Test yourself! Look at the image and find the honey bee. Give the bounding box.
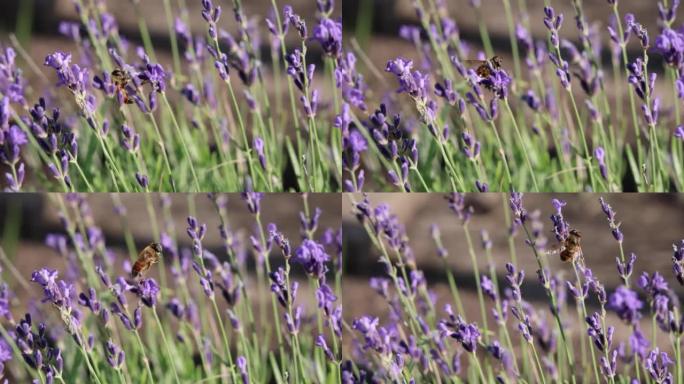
[464,55,503,79]
[111,67,135,104]
[546,229,583,263]
[132,242,162,278]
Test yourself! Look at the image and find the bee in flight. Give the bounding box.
[546,229,583,263]
[111,67,135,105]
[464,55,503,79]
[132,242,162,278]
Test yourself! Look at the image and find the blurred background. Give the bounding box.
[342,193,684,351]
[0,193,340,319]
[0,0,341,63]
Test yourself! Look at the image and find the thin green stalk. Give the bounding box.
[567,90,596,190]
[572,263,601,384]
[504,99,539,190]
[488,121,514,189]
[162,0,182,78]
[76,335,104,384]
[148,113,177,191]
[152,308,181,384]
[501,0,521,80]
[472,352,487,383]
[161,94,200,191]
[254,214,289,380]
[444,263,466,317]
[463,224,490,342]
[133,329,156,384]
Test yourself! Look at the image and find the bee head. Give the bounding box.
[151,242,163,253]
[491,56,503,68]
[569,229,582,238]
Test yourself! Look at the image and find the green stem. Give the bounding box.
[152,308,181,384]
[504,99,539,190]
[148,113,177,191]
[161,94,200,191]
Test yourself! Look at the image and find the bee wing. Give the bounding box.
[542,243,563,255]
[463,60,486,67]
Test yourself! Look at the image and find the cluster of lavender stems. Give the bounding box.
[1,0,342,192]
[342,0,684,192]
[0,193,341,383]
[346,193,684,383]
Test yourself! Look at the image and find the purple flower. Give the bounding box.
[120,124,140,153]
[166,298,185,319]
[138,59,167,94]
[586,312,613,352]
[481,275,497,301]
[285,305,302,334]
[0,124,28,186]
[676,126,684,140]
[343,127,367,190]
[14,314,63,377]
[549,198,569,242]
[607,285,643,325]
[131,278,159,307]
[448,317,481,353]
[294,239,330,279]
[181,84,200,105]
[628,57,656,106]
[315,335,336,362]
[645,349,673,383]
[600,350,618,380]
[105,340,125,368]
[77,288,101,314]
[446,193,473,224]
[585,100,601,122]
[253,137,267,171]
[286,49,313,94]
[598,197,623,243]
[284,6,307,38]
[44,51,96,115]
[673,240,684,285]
[461,132,481,159]
[385,58,429,101]
[509,193,527,223]
[269,267,297,308]
[430,224,448,259]
[270,227,292,259]
[315,282,337,317]
[654,27,684,67]
[543,7,563,48]
[316,0,333,14]
[31,269,82,333]
[435,79,457,105]
[237,355,249,384]
[638,271,670,301]
[241,191,263,215]
[521,89,541,111]
[616,253,636,283]
[630,327,650,360]
[0,48,26,104]
[335,53,367,110]
[594,147,608,181]
[135,173,149,189]
[478,68,512,99]
[313,18,342,58]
